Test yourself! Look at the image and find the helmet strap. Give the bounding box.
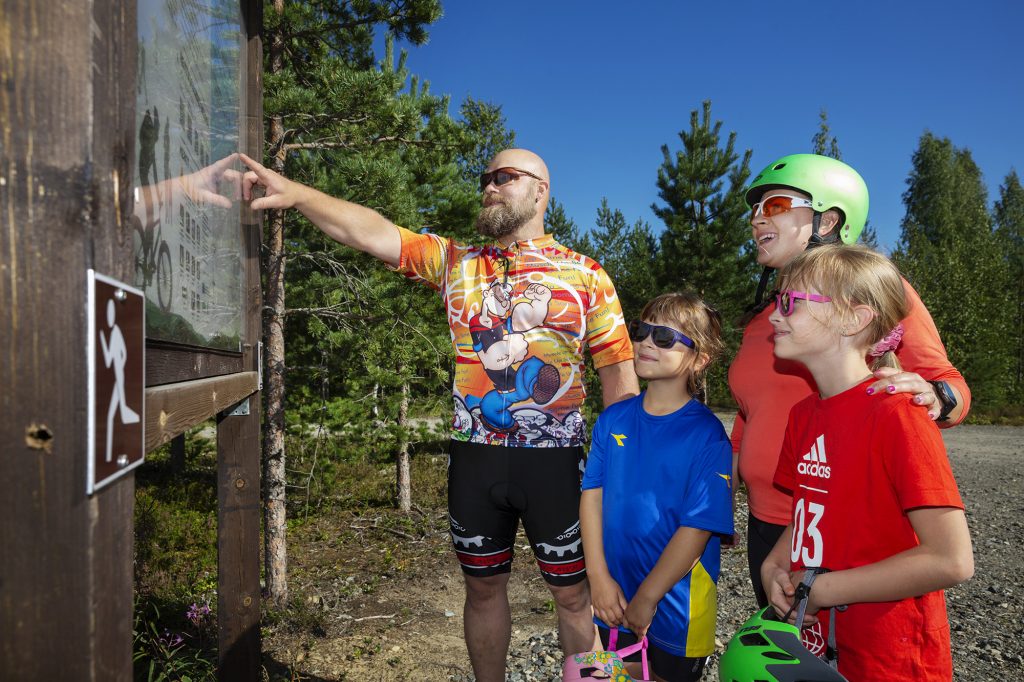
[788,567,843,671]
[807,212,826,248]
[752,266,775,307]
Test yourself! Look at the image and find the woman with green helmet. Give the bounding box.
[726,153,970,607]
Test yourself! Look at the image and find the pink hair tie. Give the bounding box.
[870,323,904,357]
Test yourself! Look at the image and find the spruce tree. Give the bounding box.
[892,133,1013,411]
[811,109,842,162]
[652,100,755,404]
[994,170,1024,404]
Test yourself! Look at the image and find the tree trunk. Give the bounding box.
[262,0,288,607]
[396,363,411,512]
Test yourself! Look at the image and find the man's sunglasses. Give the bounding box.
[479,167,545,192]
[627,320,695,349]
[775,290,832,316]
[750,194,814,220]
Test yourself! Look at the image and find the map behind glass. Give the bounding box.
[134,0,245,350]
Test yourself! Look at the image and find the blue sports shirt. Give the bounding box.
[582,394,734,657]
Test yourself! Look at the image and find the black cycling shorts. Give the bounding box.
[447,439,586,586]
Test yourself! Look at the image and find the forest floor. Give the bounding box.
[261,416,1024,681]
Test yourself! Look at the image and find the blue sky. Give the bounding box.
[384,1,1021,251]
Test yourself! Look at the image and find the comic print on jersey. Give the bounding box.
[393,227,632,447]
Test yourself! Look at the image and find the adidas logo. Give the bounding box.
[797,434,832,479]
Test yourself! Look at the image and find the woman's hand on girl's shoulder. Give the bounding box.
[867,368,941,419]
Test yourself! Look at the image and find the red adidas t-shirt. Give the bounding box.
[774,379,964,681]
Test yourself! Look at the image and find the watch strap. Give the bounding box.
[928,380,957,422]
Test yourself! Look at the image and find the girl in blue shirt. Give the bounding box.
[580,292,734,681]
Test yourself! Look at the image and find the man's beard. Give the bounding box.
[475,194,537,240]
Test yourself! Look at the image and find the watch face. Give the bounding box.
[931,380,956,420]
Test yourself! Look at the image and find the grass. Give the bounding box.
[965,403,1024,425]
[133,405,1021,679]
[133,426,450,680]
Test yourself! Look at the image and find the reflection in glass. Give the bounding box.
[135,0,245,350]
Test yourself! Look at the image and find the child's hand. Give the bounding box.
[788,570,822,626]
[722,529,742,548]
[590,575,628,627]
[623,593,658,639]
[762,561,802,622]
[791,569,831,621]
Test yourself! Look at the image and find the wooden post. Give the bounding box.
[216,1,264,678]
[171,433,187,472]
[0,0,136,679]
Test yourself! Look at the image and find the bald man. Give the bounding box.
[240,149,639,680]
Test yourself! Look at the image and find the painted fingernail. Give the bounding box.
[866,387,875,395]
[886,385,896,393]
[928,412,938,420]
[913,395,923,404]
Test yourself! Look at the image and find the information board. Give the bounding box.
[135,0,246,350]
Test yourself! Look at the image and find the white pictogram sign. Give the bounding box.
[88,271,145,494]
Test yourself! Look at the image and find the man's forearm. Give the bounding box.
[292,186,402,266]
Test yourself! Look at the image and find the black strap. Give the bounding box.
[752,266,774,307]
[807,212,826,247]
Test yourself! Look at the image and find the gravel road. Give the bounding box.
[476,422,1024,681]
[271,422,1023,681]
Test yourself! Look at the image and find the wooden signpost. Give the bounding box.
[1,0,265,679]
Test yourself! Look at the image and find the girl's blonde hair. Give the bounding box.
[778,244,909,370]
[640,292,724,396]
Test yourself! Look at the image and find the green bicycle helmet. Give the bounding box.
[745,154,869,244]
[719,607,848,682]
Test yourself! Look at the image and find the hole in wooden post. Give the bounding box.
[25,424,54,453]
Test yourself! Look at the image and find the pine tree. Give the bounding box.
[994,170,1024,404]
[456,97,516,186]
[588,199,658,321]
[652,100,755,404]
[811,109,879,248]
[545,197,591,254]
[892,133,1013,411]
[260,0,443,604]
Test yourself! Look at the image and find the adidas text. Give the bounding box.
[799,434,832,479]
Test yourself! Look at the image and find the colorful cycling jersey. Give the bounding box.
[391,226,633,447]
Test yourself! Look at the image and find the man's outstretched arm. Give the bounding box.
[239,153,401,267]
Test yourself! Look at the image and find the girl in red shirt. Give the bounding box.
[760,244,973,681]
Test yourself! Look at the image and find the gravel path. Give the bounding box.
[452,422,1024,681]
[270,423,1023,681]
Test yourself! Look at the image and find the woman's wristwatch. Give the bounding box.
[927,380,958,422]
